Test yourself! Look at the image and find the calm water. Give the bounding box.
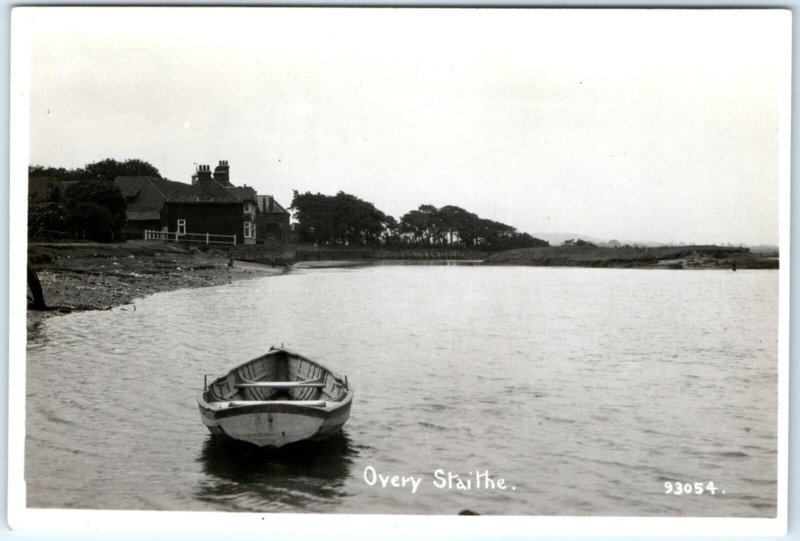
[25,265,779,516]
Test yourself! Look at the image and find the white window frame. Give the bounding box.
[244,221,255,239]
[177,219,186,235]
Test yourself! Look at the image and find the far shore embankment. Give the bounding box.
[26,241,778,321]
[483,244,779,270]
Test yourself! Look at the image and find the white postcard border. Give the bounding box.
[5,6,793,537]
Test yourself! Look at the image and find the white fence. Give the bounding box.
[144,230,237,246]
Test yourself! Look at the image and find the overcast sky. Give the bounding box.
[20,7,790,245]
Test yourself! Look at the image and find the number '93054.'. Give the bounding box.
[664,481,724,496]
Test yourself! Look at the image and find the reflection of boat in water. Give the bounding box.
[199,431,355,483]
[196,432,356,510]
[198,347,353,448]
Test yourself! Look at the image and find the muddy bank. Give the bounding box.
[484,245,779,269]
[27,241,287,317]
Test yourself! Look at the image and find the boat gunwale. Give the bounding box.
[198,347,353,413]
[197,392,353,420]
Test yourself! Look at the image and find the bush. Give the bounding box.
[28,203,68,238]
[63,180,127,241]
[66,202,116,242]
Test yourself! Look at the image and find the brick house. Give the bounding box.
[256,195,291,241]
[227,185,259,242]
[162,165,248,244]
[188,160,290,244]
[128,160,291,246]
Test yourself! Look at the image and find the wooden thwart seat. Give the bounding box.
[235,376,325,389]
[227,399,327,408]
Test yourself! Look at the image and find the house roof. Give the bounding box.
[127,211,162,221]
[115,176,191,199]
[226,185,257,202]
[114,177,147,197]
[29,178,80,202]
[257,194,290,214]
[114,176,192,218]
[153,178,193,198]
[167,178,243,203]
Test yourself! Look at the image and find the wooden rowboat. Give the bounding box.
[198,347,353,448]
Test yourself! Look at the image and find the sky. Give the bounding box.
[19,7,790,246]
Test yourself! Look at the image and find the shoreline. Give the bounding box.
[27,241,288,322]
[483,245,778,270]
[27,241,778,322]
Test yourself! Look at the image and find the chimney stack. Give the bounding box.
[196,164,212,183]
[213,160,231,186]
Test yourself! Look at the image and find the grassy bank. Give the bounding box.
[484,245,778,269]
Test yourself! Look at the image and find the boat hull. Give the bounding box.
[198,348,353,448]
[198,398,352,447]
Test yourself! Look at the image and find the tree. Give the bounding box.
[84,158,162,181]
[29,158,162,182]
[399,205,440,244]
[396,203,547,249]
[563,238,596,248]
[66,202,116,242]
[63,180,127,241]
[28,202,68,238]
[290,191,549,250]
[437,205,481,245]
[290,190,390,246]
[382,215,400,244]
[290,191,333,244]
[28,165,88,182]
[330,192,388,245]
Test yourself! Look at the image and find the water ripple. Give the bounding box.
[24,266,779,516]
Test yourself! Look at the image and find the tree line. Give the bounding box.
[27,159,149,241]
[290,190,549,250]
[28,158,549,250]
[29,158,162,182]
